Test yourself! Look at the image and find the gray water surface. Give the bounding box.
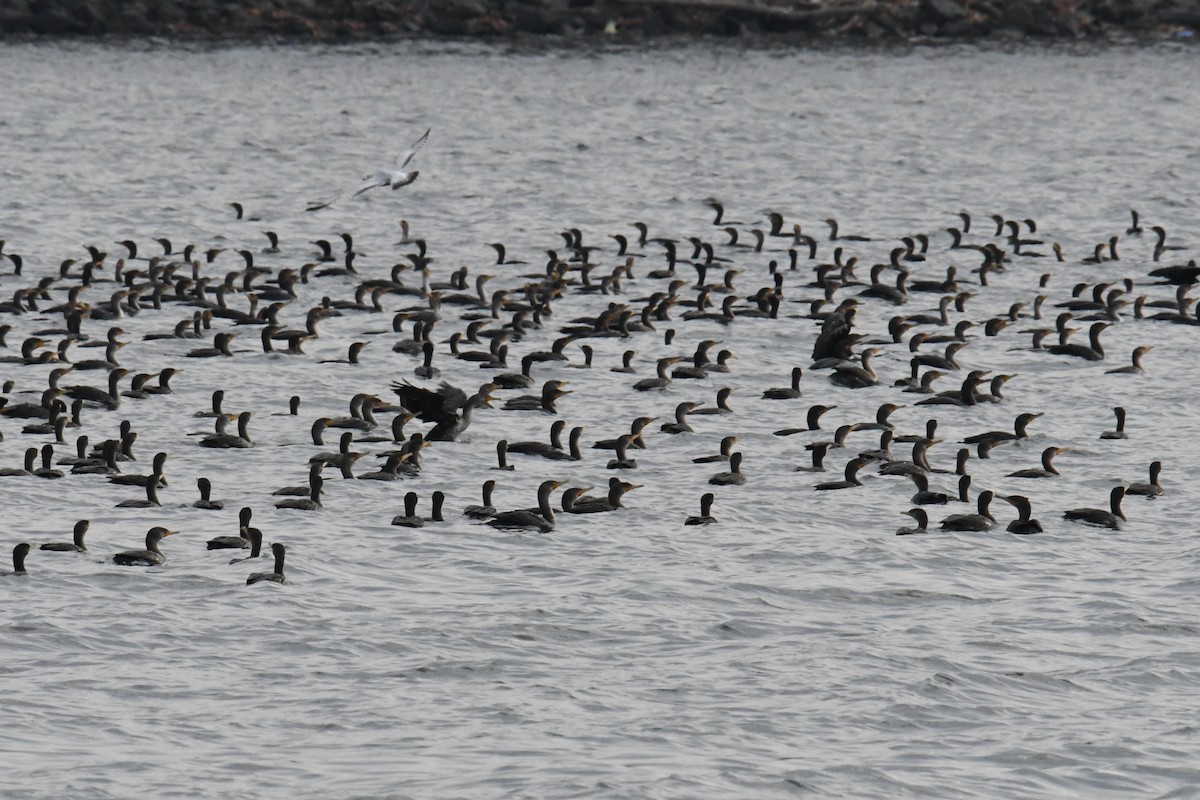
[2,40,1200,798]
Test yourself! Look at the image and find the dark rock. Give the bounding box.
[922,0,966,21]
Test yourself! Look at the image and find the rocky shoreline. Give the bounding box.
[0,0,1197,41]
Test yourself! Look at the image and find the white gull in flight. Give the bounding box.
[307,127,430,212]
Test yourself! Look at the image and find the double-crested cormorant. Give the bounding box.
[672,339,719,379]
[812,302,857,361]
[41,519,89,552]
[113,526,175,566]
[193,477,224,509]
[895,418,939,445]
[1003,495,1042,534]
[227,526,264,564]
[1064,486,1125,529]
[392,491,432,527]
[195,389,227,418]
[503,380,569,413]
[879,439,937,478]
[607,434,639,469]
[685,492,717,526]
[247,543,288,585]
[201,411,253,448]
[1126,461,1164,498]
[186,332,236,358]
[855,402,903,432]
[1007,446,1067,478]
[69,440,120,475]
[940,490,995,532]
[563,477,641,513]
[762,367,803,399]
[0,446,37,477]
[709,452,746,486]
[593,416,656,450]
[115,474,163,508]
[896,508,930,535]
[34,445,64,479]
[10,543,31,574]
[208,507,253,550]
[774,404,837,437]
[109,451,168,487]
[633,357,681,392]
[507,420,566,456]
[276,474,323,510]
[859,430,895,463]
[487,480,562,532]
[1105,345,1152,375]
[794,441,832,473]
[493,353,538,390]
[463,480,498,519]
[694,435,738,464]
[1100,406,1128,439]
[962,412,1042,447]
[829,348,880,389]
[1047,321,1108,360]
[825,217,872,242]
[392,381,495,441]
[414,340,440,379]
[539,426,585,460]
[661,402,701,434]
[908,473,950,505]
[686,385,733,417]
[814,457,867,490]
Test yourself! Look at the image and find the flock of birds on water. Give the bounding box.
[1,131,1190,584]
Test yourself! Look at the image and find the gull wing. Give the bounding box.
[394,127,431,169]
[305,173,390,212]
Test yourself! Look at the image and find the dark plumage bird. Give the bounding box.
[503,380,569,413]
[11,543,32,575]
[487,480,563,532]
[507,420,567,456]
[812,303,857,361]
[660,402,701,434]
[1003,495,1042,534]
[392,381,494,441]
[247,543,288,585]
[1105,345,1152,375]
[1006,447,1067,478]
[940,490,996,532]
[41,519,90,552]
[208,507,254,550]
[1126,461,1164,498]
[896,508,929,536]
[113,527,175,566]
[276,475,323,510]
[814,457,867,490]
[690,386,734,415]
[1064,486,1126,529]
[774,404,837,437]
[562,477,641,513]
[709,452,746,486]
[694,435,738,464]
[962,413,1042,447]
[1100,406,1128,439]
[1047,321,1108,360]
[633,357,681,392]
[829,348,879,389]
[193,477,224,510]
[685,492,717,525]
[908,473,950,505]
[463,480,498,519]
[762,367,803,399]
